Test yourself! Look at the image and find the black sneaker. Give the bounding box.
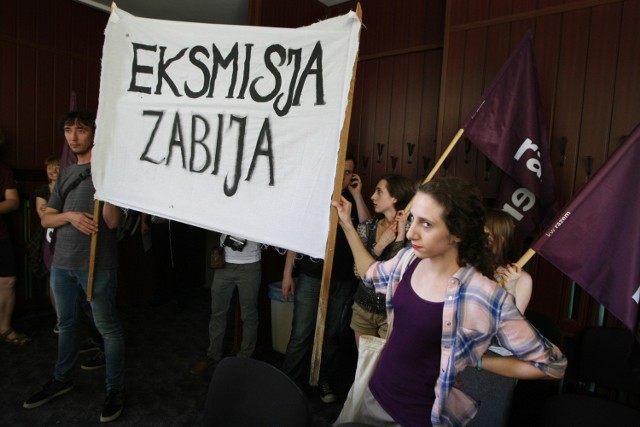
[100,390,124,423]
[318,382,337,404]
[79,338,101,353]
[81,350,106,370]
[23,379,74,409]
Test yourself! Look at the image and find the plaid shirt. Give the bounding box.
[363,247,567,426]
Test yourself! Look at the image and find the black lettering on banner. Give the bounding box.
[246,118,275,185]
[294,41,325,107]
[167,112,187,168]
[249,44,285,102]
[274,49,301,117]
[140,110,166,164]
[224,115,247,197]
[237,44,254,100]
[185,46,211,98]
[190,115,211,173]
[155,46,188,96]
[212,114,224,176]
[208,43,239,99]
[129,43,157,94]
[128,40,326,117]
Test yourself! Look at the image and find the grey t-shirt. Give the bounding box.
[48,163,118,271]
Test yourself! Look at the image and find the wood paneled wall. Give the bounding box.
[0,1,106,168]
[0,0,110,313]
[3,0,638,335]
[255,0,640,335]
[252,0,445,197]
[440,0,640,334]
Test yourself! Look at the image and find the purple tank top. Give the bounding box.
[369,257,444,427]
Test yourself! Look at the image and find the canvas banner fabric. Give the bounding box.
[462,31,556,242]
[93,8,361,259]
[532,123,640,331]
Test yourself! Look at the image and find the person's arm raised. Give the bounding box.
[332,195,375,277]
[347,173,372,222]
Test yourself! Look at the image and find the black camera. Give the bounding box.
[222,235,247,251]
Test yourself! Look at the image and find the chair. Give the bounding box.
[202,357,312,427]
[508,312,565,425]
[577,326,640,396]
[458,363,518,427]
[540,393,640,426]
[539,327,640,426]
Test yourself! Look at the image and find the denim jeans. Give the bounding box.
[282,273,355,384]
[207,261,262,362]
[51,267,124,392]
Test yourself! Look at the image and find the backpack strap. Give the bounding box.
[60,167,91,204]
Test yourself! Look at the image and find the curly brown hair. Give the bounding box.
[417,177,494,278]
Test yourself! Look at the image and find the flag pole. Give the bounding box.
[516,247,536,268]
[403,128,465,212]
[309,2,362,387]
[86,200,101,301]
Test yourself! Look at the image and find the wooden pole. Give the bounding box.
[309,3,363,386]
[86,199,101,301]
[398,126,540,270]
[403,128,465,212]
[516,247,536,268]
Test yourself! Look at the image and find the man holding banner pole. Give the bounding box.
[23,111,126,423]
[281,154,370,403]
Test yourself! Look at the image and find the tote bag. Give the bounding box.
[334,334,387,424]
[334,252,415,424]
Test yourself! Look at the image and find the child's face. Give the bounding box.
[46,163,60,182]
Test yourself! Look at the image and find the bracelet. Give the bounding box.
[476,356,483,371]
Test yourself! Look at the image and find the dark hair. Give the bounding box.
[58,110,96,134]
[345,148,356,167]
[44,155,60,166]
[417,177,494,278]
[378,173,414,212]
[485,208,517,267]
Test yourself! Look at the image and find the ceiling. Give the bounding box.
[74,0,249,25]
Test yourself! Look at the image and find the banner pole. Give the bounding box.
[86,199,101,301]
[516,247,536,269]
[403,128,465,212]
[309,2,363,387]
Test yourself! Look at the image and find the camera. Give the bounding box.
[222,235,247,251]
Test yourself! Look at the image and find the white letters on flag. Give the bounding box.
[93,8,361,259]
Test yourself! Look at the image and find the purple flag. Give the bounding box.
[532,123,640,331]
[60,91,78,169]
[462,31,556,241]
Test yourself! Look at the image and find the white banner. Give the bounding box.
[93,8,360,259]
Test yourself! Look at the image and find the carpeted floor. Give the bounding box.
[0,287,354,426]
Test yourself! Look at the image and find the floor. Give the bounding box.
[0,286,354,426]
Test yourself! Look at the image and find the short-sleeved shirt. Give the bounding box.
[48,163,118,271]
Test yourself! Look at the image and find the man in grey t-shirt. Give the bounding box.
[23,111,125,423]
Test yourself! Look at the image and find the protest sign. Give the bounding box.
[93,8,361,258]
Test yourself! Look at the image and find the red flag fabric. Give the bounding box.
[462,31,556,242]
[532,123,640,331]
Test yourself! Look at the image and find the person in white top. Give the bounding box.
[190,235,262,375]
